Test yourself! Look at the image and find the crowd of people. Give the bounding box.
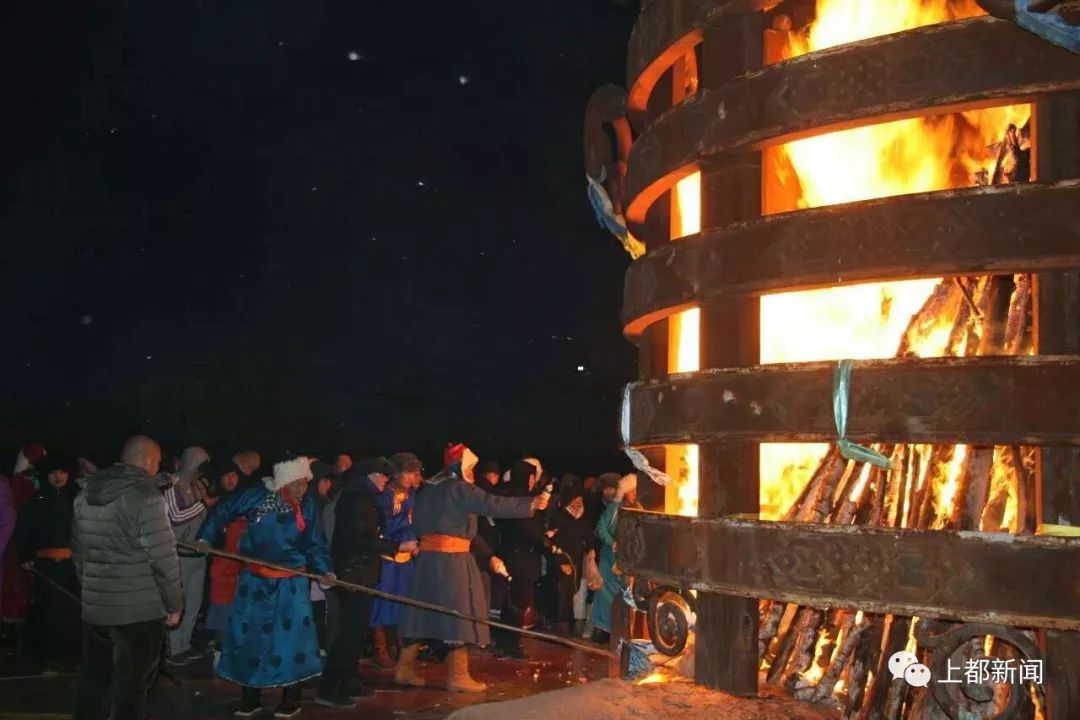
[0,438,643,719]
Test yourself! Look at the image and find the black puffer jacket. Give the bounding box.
[331,469,397,584]
[72,463,183,626]
[495,461,546,584]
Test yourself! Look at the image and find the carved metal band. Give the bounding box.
[916,619,1042,720]
[622,181,1080,335]
[626,0,780,111]
[625,17,1080,224]
[617,510,1080,631]
[624,355,1080,446]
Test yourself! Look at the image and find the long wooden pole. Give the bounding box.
[175,541,617,660]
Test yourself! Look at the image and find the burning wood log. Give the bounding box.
[755,120,1039,718]
[844,616,885,715]
[856,616,911,720]
[812,612,870,702]
[1004,274,1032,354]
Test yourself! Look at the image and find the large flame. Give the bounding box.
[667,173,702,516]
[758,0,1031,519]
[661,0,1030,521]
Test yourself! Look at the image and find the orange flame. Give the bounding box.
[759,0,1031,519]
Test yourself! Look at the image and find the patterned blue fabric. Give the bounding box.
[370,487,416,627]
[199,486,331,687]
[1017,0,1080,53]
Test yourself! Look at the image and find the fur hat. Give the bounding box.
[613,473,638,503]
[461,448,479,476]
[598,472,622,490]
[263,456,313,492]
[523,456,543,481]
[14,444,46,475]
[389,452,423,475]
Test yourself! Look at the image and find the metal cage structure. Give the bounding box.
[585,2,1080,718]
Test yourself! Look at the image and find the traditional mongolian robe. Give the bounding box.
[398,471,535,646]
[198,485,331,688]
[369,486,416,628]
[590,497,641,633]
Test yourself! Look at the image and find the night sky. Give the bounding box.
[1,1,639,474]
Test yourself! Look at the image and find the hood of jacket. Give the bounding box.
[83,463,166,506]
[178,446,210,484]
[504,460,538,498]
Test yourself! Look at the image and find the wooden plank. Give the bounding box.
[616,510,1080,630]
[622,181,1080,335]
[1033,92,1080,720]
[624,355,1080,447]
[625,17,1080,224]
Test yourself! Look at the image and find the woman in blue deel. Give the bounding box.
[198,455,335,719]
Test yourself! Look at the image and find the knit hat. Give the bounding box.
[358,456,395,478]
[444,442,466,468]
[263,456,314,492]
[389,452,423,475]
[614,473,638,503]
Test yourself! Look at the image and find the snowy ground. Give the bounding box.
[446,677,840,720]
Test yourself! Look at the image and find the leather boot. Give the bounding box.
[394,643,426,687]
[372,626,395,669]
[446,646,487,693]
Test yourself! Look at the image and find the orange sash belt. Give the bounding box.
[381,551,415,563]
[37,548,72,561]
[419,534,470,553]
[247,563,305,579]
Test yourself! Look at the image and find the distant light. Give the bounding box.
[81,315,94,325]
[347,51,362,61]
[311,186,318,191]
[576,365,585,372]
[458,75,470,85]
[416,180,426,187]
[146,355,153,360]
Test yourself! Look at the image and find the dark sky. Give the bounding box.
[1,1,639,474]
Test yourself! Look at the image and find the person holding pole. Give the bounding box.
[395,442,548,693]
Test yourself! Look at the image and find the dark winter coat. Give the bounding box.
[399,471,535,645]
[15,482,78,562]
[546,505,591,585]
[331,469,397,585]
[473,478,502,570]
[495,461,545,585]
[72,463,183,626]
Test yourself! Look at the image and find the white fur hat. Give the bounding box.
[263,456,313,492]
[614,473,638,503]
